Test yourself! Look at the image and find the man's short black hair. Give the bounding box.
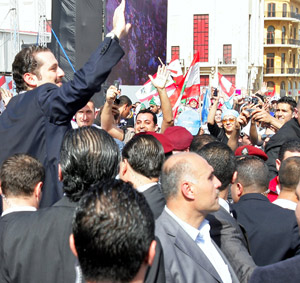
[277,96,297,112]
[0,153,45,197]
[198,142,236,191]
[60,127,120,202]
[278,140,300,161]
[236,156,269,193]
[279,156,300,191]
[72,179,154,282]
[136,109,157,125]
[12,45,50,93]
[122,134,165,179]
[118,95,132,107]
[190,134,217,153]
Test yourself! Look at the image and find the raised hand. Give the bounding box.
[112,0,131,40]
[148,64,170,90]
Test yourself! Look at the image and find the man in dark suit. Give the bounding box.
[120,134,166,219]
[195,141,256,283]
[232,156,300,266]
[70,179,157,283]
[0,127,120,283]
[0,0,130,209]
[156,152,239,283]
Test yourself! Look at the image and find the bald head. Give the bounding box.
[161,153,221,214]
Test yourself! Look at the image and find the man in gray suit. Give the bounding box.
[156,152,239,283]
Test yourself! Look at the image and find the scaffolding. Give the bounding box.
[38,0,48,47]
[10,0,19,58]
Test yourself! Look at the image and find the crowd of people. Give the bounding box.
[1,1,300,282]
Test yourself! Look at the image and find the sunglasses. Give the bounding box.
[222,118,235,124]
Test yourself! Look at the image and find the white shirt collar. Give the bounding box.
[218,198,230,213]
[136,182,158,193]
[1,206,37,217]
[164,206,210,241]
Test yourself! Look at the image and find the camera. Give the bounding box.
[251,97,259,105]
[213,88,218,97]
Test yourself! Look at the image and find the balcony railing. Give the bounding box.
[218,58,237,65]
[264,67,300,74]
[264,10,300,20]
[264,38,300,46]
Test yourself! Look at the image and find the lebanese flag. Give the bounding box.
[135,73,177,102]
[0,76,5,88]
[167,59,183,86]
[266,86,276,97]
[171,52,200,117]
[218,73,236,97]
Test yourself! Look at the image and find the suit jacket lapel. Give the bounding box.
[161,211,222,282]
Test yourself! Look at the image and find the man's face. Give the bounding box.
[191,156,221,213]
[75,101,95,127]
[34,51,65,87]
[222,115,236,132]
[149,104,160,114]
[275,103,294,124]
[120,104,132,119]
[135,113,157,133]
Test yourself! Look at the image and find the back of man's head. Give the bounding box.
[189,134,217,153]
[119,95,132,107]
[122,134,165,179]
[278,140,300,161]
[60,127,120,202]
[198,141,236,191]
[0,153,45,197]
[12,45,50,93]
[279,157,300,192]
[236,156,269,193]
[72,179,155,283]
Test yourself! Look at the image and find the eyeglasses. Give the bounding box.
[222,118,235,124]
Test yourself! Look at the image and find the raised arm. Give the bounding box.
[149,65,174,133]
[101,86,124,141]
[207,93,219,125]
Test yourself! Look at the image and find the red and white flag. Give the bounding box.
[135,73,177,102]
[167,59,183,86]
[218,73,236,97]
[266,86,276,97]
[171,52,200,117]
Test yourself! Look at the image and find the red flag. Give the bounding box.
[266,86,276,97]
[0,76,6,87]
[218,73,236,97]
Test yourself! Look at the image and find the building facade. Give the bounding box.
[167,0,264,93]
[264,0,300,99]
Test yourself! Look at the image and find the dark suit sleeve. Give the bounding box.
[38,37,124,124]
[207,213,256,283]
[249,255,300,283]
[144,237,165,283]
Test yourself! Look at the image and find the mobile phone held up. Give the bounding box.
[113,80,120,105]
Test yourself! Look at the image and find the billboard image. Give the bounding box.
[106,0,167,85]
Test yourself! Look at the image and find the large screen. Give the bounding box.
[105,0,167,85]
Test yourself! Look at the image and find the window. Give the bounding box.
[200,75,209,87]
[268,3,275,17]
[171,46,180,60]
[296,8,299,14]
[283,3,287,17]
[293,54,296,68]
[267,53,275,73]
[294,27,297,39]
[267,26,275,44]
[224,75,235,85]
[280,81,285,90]
[194,14,209,62]
[223,44,232,64]
[282,26,286,44]
[281,53,285,73]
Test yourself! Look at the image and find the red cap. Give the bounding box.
[164,126,193,151]
[235,145,268,161]
[137,132,174,154]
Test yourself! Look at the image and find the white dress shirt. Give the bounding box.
[165,206,232,283]
[273,199,297,211]
[136,182,158,193]
[1,206,36,217]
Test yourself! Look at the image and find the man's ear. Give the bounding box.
[0,181,2,195]
[294,107,298,119]
[58,164,63,181]
[34,181,43,202]
[145,240,156,266]
[276,159,281,172]
[236,182,244,197]
[69,234,78,258]
[154,124,159,132]
[231,171,238,184]
[23,72,38,88]
[119,159,129,181]
[181,181,195,200]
